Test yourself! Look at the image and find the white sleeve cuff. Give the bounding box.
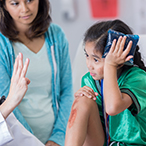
[0,112,13,146]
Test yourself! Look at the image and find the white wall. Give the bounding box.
[49,0,146,63]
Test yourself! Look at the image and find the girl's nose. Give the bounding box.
[21,3,29,13]
[86,60,94,70]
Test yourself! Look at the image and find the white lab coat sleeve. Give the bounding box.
[0,112,13,146]
[0,112,45,146]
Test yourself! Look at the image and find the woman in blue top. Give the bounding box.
[0,0,73,146]
[65,20,146,146]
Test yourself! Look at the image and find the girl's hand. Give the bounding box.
[105,36,133,68]
[74,86,98,101]
[45,141,60,146]
[7,53,30,108]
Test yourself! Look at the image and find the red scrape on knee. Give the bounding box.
[72,98,79,109]
[68,108,77,129]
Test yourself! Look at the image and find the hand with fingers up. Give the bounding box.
[0,53,30,119]
[105,36,133,68]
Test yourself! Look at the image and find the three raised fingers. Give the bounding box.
[12,53,29,82]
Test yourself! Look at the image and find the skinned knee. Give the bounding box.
[68,96,97,129]
[72,96,98,115]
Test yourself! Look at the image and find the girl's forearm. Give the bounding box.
[104,63,123,115]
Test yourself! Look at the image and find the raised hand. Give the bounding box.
[8,53,30,107]
[0,53,30,119]
[105,36,133,68]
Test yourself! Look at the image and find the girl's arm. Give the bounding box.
[104,36,133,116]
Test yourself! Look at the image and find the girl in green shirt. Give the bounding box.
[65,19,146,146]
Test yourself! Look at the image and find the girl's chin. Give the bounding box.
[92,76,102,81]
[92,76,98,80]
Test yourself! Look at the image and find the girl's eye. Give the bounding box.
[27,0,33,3]
[11,2,19,6]
[94,58,98,62]
[85,53,89,58]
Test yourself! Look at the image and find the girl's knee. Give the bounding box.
[72,96,97,114]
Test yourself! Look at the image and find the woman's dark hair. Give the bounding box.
[0,0,51,41]
[84,19,146,71]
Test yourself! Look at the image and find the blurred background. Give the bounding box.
[49,0,146,63]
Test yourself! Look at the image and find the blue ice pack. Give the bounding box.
[103,29,139,65]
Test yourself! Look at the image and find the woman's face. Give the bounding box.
[5,0,39,30]
[85,41,105,81]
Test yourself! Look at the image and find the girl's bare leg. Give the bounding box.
[65,96,105,146]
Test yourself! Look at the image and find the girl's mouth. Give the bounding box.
[90,72,96,76]
[21,14,32,19]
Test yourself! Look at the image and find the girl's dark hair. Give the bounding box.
[0,0,51,41]
[84,19,146,71]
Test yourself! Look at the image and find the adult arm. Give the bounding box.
[0,53,31,145]
[0,45,33,133]
[0,53,30,119]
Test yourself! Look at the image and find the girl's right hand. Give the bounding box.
[105,36,133,68]
[74,86,98,101]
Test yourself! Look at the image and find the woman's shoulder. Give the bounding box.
[0,32,9,43]
[0,33,10,49]
[0,33,13,57]
[45,23,68,47]
[47,23,65,35]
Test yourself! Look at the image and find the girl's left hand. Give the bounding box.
[105,36,133,67]
[45,141,60,146]
[74,86,98,101]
